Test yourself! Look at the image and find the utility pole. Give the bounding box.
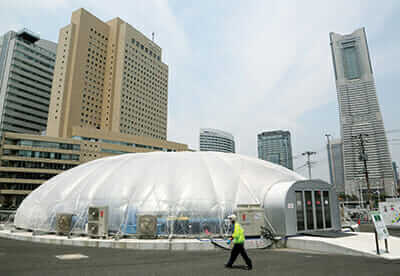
[358,179,364,209]
[302,151,316,179]
[353,134,373,210]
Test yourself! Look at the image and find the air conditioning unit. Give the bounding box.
[137,215,157,239]
[87,222,99,236]
[236,204,264,237]
[87,206,108,238]
[56,213,73,235]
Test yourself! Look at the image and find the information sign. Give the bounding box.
[370,211,390,240]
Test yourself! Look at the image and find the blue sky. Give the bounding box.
[1,0,399,181]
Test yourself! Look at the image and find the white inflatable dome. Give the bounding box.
[15,151,305,235]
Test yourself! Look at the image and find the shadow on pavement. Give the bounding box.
[226,265,251,270]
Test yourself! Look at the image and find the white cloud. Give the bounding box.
[164,0,398,181]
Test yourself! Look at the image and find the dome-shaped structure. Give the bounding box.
[15,152,340,236]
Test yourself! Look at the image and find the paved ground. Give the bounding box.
[0,238,399,276]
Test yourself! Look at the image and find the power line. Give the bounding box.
[293,146,328,175]
[295,163,308,171]
[352,133,373,210]
[311,157,328,167]
[292,146,326,164]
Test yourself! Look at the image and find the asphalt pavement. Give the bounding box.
[0,237,399,276]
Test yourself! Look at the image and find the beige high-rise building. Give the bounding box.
[47,8,168,140]
[0,9,190,208]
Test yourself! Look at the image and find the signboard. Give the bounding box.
[370,211,390,240]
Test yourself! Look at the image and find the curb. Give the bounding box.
[0,230,268,251]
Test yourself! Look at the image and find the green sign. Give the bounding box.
[370,211,389,240]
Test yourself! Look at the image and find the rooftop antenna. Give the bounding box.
[152,32,155,42]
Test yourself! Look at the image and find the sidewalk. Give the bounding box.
[287,232,400,260]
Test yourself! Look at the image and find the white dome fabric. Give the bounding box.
[15,152,305,235]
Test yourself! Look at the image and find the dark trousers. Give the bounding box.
[226,243,252,267]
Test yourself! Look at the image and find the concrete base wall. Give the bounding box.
[0,229,271,251]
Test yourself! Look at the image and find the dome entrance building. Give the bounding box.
[14,152,340,237]
[265,179,340,235]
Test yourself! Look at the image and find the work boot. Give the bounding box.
[224,264,232,268]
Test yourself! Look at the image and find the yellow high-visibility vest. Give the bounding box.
[232,222,245,244]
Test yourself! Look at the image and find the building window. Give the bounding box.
[342,45,360,80]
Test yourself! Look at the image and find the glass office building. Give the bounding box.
[327,139,345,194]
[257,130,293,170]
[199,128,235,153]
[0,29,56,135]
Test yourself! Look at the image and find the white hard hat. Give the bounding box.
[228,214,237,221]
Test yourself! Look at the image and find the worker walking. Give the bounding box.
[225,214,253,270]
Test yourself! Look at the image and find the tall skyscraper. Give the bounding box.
[257,130,293,170]
[0,29,56,135]
[199,128,235,153]
[47,8,168,140]
[330,28,394,196]
[327,139,345,194]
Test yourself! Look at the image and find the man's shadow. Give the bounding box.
[228,265,251,270]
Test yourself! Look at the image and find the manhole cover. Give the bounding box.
[55,254,89,260]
